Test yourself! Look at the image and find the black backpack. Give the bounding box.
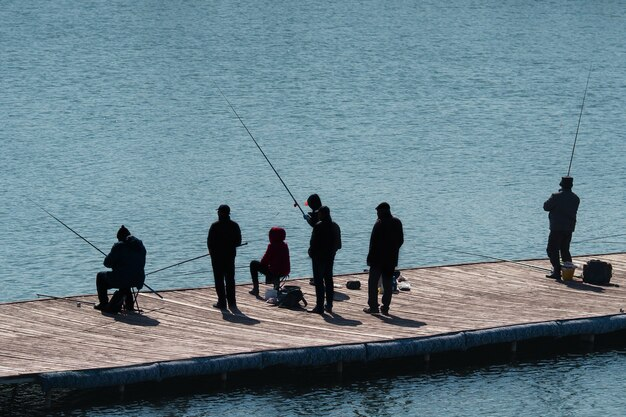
[582,260,612,285]
[278,288,307,309]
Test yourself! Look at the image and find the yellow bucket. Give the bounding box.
[562,264,575,281]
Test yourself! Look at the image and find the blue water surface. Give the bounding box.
[1,0,625,414]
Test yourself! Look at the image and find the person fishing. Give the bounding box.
[303,193,323,285]
[249,226,290,296]
[543,176,580,280]
[94,225,147,312]
[308,205,341,314]
[207,205,242,310]
[364,202,404,315]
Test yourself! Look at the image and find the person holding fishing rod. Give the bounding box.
[207,205,242,310]
[95,225,147,312]
[308,206,342,314]
[543,66,588,281]
[543,176,580,280]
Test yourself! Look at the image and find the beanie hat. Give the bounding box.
[117,225,130,241]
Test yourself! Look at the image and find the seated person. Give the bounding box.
[95,225,147,312]
[249,227,290,296]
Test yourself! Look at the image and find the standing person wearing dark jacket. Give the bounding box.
[543,176,580,280]
[308,206,341,314]
[95,225,146,312]
[207,205,242,310]
[364,202,404,315]
[249,226,290,296]
[304,193,322,285]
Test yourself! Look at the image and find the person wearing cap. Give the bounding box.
[207,205,242,310]
[364,202,404,315]
[249,226,290,296]
[543,176,580,280]
[94,225,147,312]
[308,205,341,314]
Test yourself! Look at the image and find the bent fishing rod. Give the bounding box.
[567,65,592,176]
[28,198,163,299]
[215,85,307,218]
[146,242,248,276]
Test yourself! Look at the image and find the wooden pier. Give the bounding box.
[1,252,625,393]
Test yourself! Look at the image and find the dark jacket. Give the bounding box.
[308,215,341,261]
[261,227,290,276]
[367,212,404,269]
[103,235,147,288]
[207,216,242,260]
[543,189,580,232]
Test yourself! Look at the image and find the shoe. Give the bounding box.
[249,288,259,296]
[363,307,380,314]
[213,303,227,310]
[93,303,107,311]
[309,306,324,314]
[324,304,333,314]
[380,306,389,315]
[545,273,561,280]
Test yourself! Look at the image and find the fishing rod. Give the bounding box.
[29,198,163,299]
[567,65,592,176]
[28,197,107,257]
[215,85,307,217]
[421,244,552,272]
[146,242,248,276]
[37,293,96,306]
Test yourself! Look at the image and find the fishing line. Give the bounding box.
[214,85,306,217]
[28,198,163,299]
[567,65,592,176]
[421,244,551,272]
[574,233,626,244]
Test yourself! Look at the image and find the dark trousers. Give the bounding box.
[546,230,573,275]
[96,272,133,307]
[312,256,335,309]
[250,260,278,289]
[212,258,237,307]
[367,266,394,310]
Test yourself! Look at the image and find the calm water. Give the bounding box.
[1,0,625,414]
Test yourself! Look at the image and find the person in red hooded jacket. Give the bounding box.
[249,227,290,296]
